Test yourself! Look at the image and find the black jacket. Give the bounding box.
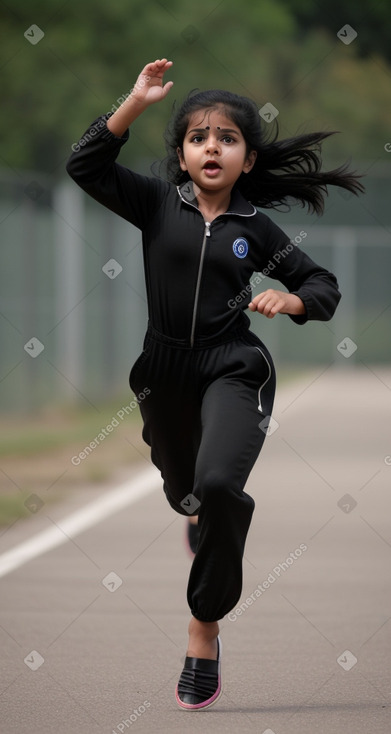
[66,115,341,346]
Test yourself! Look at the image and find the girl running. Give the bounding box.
[66,58,364,711]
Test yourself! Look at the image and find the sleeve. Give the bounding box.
[259,215,342,324]
[65,113,169,230]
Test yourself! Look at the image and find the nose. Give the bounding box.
[205,134,220,155]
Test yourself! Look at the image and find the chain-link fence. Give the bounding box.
[1,168,390,413]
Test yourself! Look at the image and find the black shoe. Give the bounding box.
[175,636,222,710]
[185,519,200,556]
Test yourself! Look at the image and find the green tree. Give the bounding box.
[279,0,391,62]
[1,0,390,172]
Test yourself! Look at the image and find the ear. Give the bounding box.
[243,150,257,174]
[177,146,187,172]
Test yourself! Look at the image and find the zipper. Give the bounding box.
[190,221,211,347]
[176,184,257,348]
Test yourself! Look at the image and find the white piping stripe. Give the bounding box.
[0,466,161,579]
[255,346,272,414]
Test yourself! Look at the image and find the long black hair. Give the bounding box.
[156,89,365,215]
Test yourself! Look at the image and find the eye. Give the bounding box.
[190,134,204,143]
[221,135,236,144]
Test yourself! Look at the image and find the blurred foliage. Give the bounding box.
[278,0,391,61]
[1,0,390,172]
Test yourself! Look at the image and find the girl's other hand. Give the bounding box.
[132,58,174,107]
[248,290,305,318]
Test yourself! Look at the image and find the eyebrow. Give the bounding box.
[187,127,239,135]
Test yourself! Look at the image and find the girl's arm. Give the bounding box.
[249,215,341,322]
[66,60,173,227]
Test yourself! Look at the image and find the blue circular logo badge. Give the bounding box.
[233,237,249,259]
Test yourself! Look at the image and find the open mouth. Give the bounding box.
[203,160,222,176]
[203,161,222,170]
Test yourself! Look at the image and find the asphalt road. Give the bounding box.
[1,366,390,734]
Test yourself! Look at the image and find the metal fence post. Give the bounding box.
[52,181,85,401]
[333,227,357,366]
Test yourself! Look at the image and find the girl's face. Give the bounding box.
[177,107,256,194]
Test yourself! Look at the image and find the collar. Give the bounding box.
[177,180,257,217]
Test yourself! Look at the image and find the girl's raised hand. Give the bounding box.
[132,59,174,107]
[106,59,173,137]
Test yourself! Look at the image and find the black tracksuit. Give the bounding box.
[66,114,341,622]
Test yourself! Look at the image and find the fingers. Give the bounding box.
[144,58,173,75]
[161,80,174,97]
[249,290,287,318]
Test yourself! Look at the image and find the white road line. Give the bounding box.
[0,466,161,579]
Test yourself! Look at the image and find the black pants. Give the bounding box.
[129,323,276,622]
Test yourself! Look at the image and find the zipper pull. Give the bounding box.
[205,221,211,237]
